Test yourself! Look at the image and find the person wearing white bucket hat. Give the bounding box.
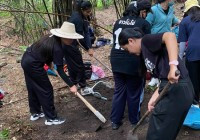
[21,22,83,125]
[178,0,200,107]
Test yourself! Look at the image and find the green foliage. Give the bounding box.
[0,129,9,140]
[0,12,11,17]
[96,0,113,9]
[19,46,28,52]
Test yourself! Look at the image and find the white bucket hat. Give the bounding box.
[184,0,200,13]
[50,22,84,39]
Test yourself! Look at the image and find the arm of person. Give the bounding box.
[145,11,154,26]
[172,15,180,25]
[148,88,159,112]
[84,28,94,56]
[179,42,186,59]
[162,32,179,83]
[57,65,77,93]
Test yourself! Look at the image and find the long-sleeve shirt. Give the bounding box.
[146,3,179,34]
[68,12,91,50]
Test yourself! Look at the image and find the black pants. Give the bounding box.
[146,77,194,140]
[186,60,200,104]
[21,52,57,119]
[63,45,86,88]
[110,72,144,124]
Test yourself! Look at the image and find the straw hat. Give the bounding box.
[50,22,84,39]
[184,0,200,13]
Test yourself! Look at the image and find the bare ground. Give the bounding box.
[0,3,200,140]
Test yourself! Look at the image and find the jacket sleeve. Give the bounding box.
[57,65,74,87]
[146,11,154,26]
[172,15,179,25]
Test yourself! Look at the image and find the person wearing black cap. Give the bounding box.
[110,2,151,130]
[21,22,83,125]
[118,28,194,140]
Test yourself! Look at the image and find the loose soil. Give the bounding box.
[0,3,200,140]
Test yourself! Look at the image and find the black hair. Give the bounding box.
[32,34,61,65]
[137,0,152,13]
[76,0,92,12]
[119,27,144,46]
[187,6,200,22]
[123,3,139,17]
[156,0,166,4]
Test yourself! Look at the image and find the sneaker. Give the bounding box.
[148,78,159,87]
[30,113,45,121]
[45,117,65,125]
[81,87,92,96]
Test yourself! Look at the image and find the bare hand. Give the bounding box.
[88,48,94,57]
[70,85,77,95]
[168,65,179,84]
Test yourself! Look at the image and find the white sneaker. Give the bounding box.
[81,87,92,96]
[148,78,159,87]
[30,113,45,121]
[45,117,65,125]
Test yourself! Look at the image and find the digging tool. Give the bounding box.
[77,40,112,72]
[51,66,107,123]
[81,81,113,100]
[127,70,180,140]
[76,92,107,123]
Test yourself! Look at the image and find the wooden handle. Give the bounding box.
[76,92,96,113]
[131,70,180,134]
[76,92,106,123]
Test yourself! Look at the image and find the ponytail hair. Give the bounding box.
[76,0,92,12]
[119,27,144,46]
[123,3,139,17]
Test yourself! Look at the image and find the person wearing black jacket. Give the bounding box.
[64,0,94,95]
[21,22,83,125]
[119,28,194,140]
[110,2,151,130]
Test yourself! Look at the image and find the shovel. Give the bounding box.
[127,70,180,140]
[76,92,107,123]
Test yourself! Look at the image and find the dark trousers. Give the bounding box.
[146,77,194,140]
[110,72,144,124]
[63,45,86,88]
[186,60,200,104]
[21,52,57,119]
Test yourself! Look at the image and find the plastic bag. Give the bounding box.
[183,105,200,129]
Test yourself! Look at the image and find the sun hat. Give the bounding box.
[50,22,84,39]
[184,0,200,13]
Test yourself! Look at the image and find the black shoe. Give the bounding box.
[112,122,122,130]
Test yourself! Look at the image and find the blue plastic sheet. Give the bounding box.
[183,105,200,129]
